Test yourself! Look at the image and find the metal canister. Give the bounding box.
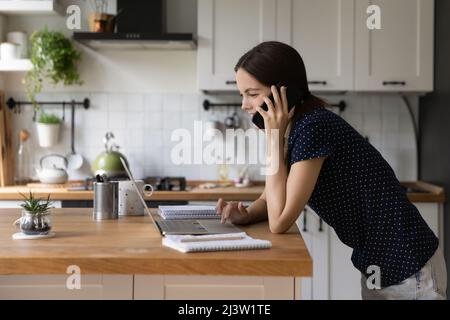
[93,181,119,220]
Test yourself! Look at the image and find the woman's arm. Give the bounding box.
[257,85,325,233]
[265,153,325,233]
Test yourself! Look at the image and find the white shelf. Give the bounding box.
[0,1,63,15]
[0,59,32,71]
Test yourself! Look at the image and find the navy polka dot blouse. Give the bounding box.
[287,107,439,288]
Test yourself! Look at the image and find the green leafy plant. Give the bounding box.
[23,27,83,110]
[19,192,54,215]
[37,112,61,124]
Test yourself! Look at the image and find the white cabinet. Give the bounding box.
[0,275,297,300]
[198,0,434,92]
[355,0,434,92]
[298,201,444,300]
[0,275,133,300]
[198,0,354,92]
[328,230,362,300]
[296,206,330,300]
[276,0,354,91]
[134,275,296,300]
[197,0,277,91]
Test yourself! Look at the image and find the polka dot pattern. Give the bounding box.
[287,108,439,287]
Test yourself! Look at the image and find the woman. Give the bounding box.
[216,41,447,300]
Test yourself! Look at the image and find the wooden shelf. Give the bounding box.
[0,0,63,15]
[0,59,32,71]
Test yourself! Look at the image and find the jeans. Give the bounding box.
[361,248,447,300]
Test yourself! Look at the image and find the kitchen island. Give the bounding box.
[0,208,311,300]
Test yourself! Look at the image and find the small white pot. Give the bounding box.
[36,123,60,147]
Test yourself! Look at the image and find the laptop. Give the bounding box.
[119,157,241,235]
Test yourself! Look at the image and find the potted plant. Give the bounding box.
[36,112,62,147]
[16,192,53,235]
[23,27,83,110]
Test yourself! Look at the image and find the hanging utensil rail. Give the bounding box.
[6,97,90,112]
[203,99,346,112]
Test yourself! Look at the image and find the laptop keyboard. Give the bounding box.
[158,220,206,231]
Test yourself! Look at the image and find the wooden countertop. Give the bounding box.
[0,182,265,201]
[0,181,445,202]
[0,208,312,276]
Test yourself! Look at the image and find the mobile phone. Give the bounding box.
[251,85,303,129]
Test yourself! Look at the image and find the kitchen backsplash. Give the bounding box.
[7,91,418,182]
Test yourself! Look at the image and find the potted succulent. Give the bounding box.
[16,192,53,235]
[36,112,62,147]
[23,27,83,111]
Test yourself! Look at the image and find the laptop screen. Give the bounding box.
[119,157,161,234]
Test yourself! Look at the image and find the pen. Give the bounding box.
[180,236,246,243]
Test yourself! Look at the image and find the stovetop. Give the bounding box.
[144,176,186,191]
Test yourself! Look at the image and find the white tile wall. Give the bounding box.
[7,91,419,182]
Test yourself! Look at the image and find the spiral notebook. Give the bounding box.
[162,232,272,253]
[158,205,219,220]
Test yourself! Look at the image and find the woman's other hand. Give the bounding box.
[215,198,250,225]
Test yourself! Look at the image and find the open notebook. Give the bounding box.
[158,205,219,220]
[162,232,272,253]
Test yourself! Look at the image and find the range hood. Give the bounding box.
[73,0,196,50]
[73,32,196,50]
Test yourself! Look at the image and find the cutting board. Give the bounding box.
[0,91,14,187]
[0,95,5,186]
[26,180,87,189]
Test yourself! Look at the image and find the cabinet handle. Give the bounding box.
[308,81,327,85]
[302,209,307,232]
[382,81,406,86]
[318,218,323,232]
[225,80,237,85]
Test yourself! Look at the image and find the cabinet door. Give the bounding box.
[197,0,277,91]
[329,230,362,300]
[0,275,133,300]
[296,206,330,300]
[276,0,354,91]
[134,275,294,300]
[355,0,434,91]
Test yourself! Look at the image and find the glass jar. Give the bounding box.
[19,210,52,235]
[14,130,32,185]
[218,163,230,182]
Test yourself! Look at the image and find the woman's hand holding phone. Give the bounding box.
[256,85,290,138]
[216,198,251,224]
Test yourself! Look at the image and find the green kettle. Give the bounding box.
[91,132,129,177]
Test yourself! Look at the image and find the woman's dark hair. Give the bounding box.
[235,41,327,123]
